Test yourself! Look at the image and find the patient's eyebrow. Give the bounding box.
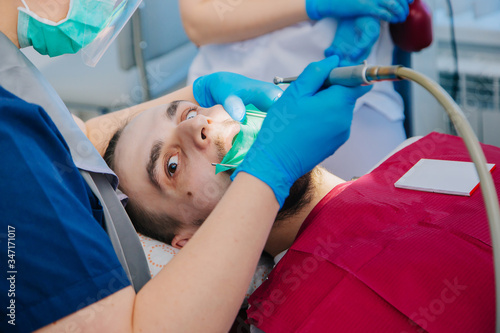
[166,100,181,119]
[148,100,186,189]
[147,140,163,191]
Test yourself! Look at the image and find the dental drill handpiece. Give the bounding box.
[273,63,402,88]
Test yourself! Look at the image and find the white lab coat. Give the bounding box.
[188,19,406,180]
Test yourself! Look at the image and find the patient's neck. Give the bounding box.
[264,168,344,257]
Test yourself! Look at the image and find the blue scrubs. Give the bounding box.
[0,86,130,332]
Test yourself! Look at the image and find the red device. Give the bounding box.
[390,0,433,52]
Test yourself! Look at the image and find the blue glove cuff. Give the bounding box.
[231,165,292,209]
[305,0,322,20]
[230,145,296,208]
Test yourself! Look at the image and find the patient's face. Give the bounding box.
[113,101,240,227]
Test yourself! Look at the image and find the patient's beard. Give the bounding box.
[214,118,239,164]
[275,170,314,223]
[215,138,226,163]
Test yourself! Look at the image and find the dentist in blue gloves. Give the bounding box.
[0,0,367,332]
[181,0,412,180]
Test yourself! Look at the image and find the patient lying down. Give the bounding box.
[103,100,338,253]
[103,100,495,332]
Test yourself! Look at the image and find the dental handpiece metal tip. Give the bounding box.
[274,76,299,85]
[212,163,237,167]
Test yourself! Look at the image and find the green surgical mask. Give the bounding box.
[17,0,115,57]
[215,105,266,175]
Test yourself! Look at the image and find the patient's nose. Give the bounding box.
[178,114,211,149]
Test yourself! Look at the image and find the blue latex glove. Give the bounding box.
[306,0,413,23]
[231,56,371,207]
[193,72,283,122]
[325,17,381,66]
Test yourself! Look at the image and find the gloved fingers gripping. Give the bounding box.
[248,84,284,112]
[397,0,410,17]
[192,75,214,108]
[373,0,407,23]
[347,84,372,102]
[326,40,348,60]
[339,58,358,67]
[223,95,247,122]
[344,46,370,65]
[290,55,340,97]
[329,19,378,64]
[371,7,394,22]
[317,84,372,109]
[385,0,408,23]
[347,48,363,62]
[324,43,351,61]
[356,17,381,44]
[352,18,380,61]
[326,21,354,59]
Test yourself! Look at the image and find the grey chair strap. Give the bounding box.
[81,171,151,292]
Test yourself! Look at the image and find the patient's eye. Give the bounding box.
[167,155,178,176]
[186,109,198,120]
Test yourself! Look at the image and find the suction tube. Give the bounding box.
[276,64,500,330]
[373,66,500,331]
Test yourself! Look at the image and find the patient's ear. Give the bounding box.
[171,231,194,249]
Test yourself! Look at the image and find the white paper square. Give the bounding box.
[394,159,496,196]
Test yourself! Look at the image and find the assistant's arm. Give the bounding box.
[180,0,308,46]
[37,173,279,333]
[180,0,411,47]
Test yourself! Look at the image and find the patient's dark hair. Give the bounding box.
[104,126,182,245]
[122,199,182,245]
[103,127,124,171]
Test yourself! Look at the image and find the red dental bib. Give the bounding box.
[248,132,496,332]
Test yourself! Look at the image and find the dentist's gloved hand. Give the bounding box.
[325,17,381,66]
[306,0,412,23]
[231,56,371,207]
[193,72,283,122]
